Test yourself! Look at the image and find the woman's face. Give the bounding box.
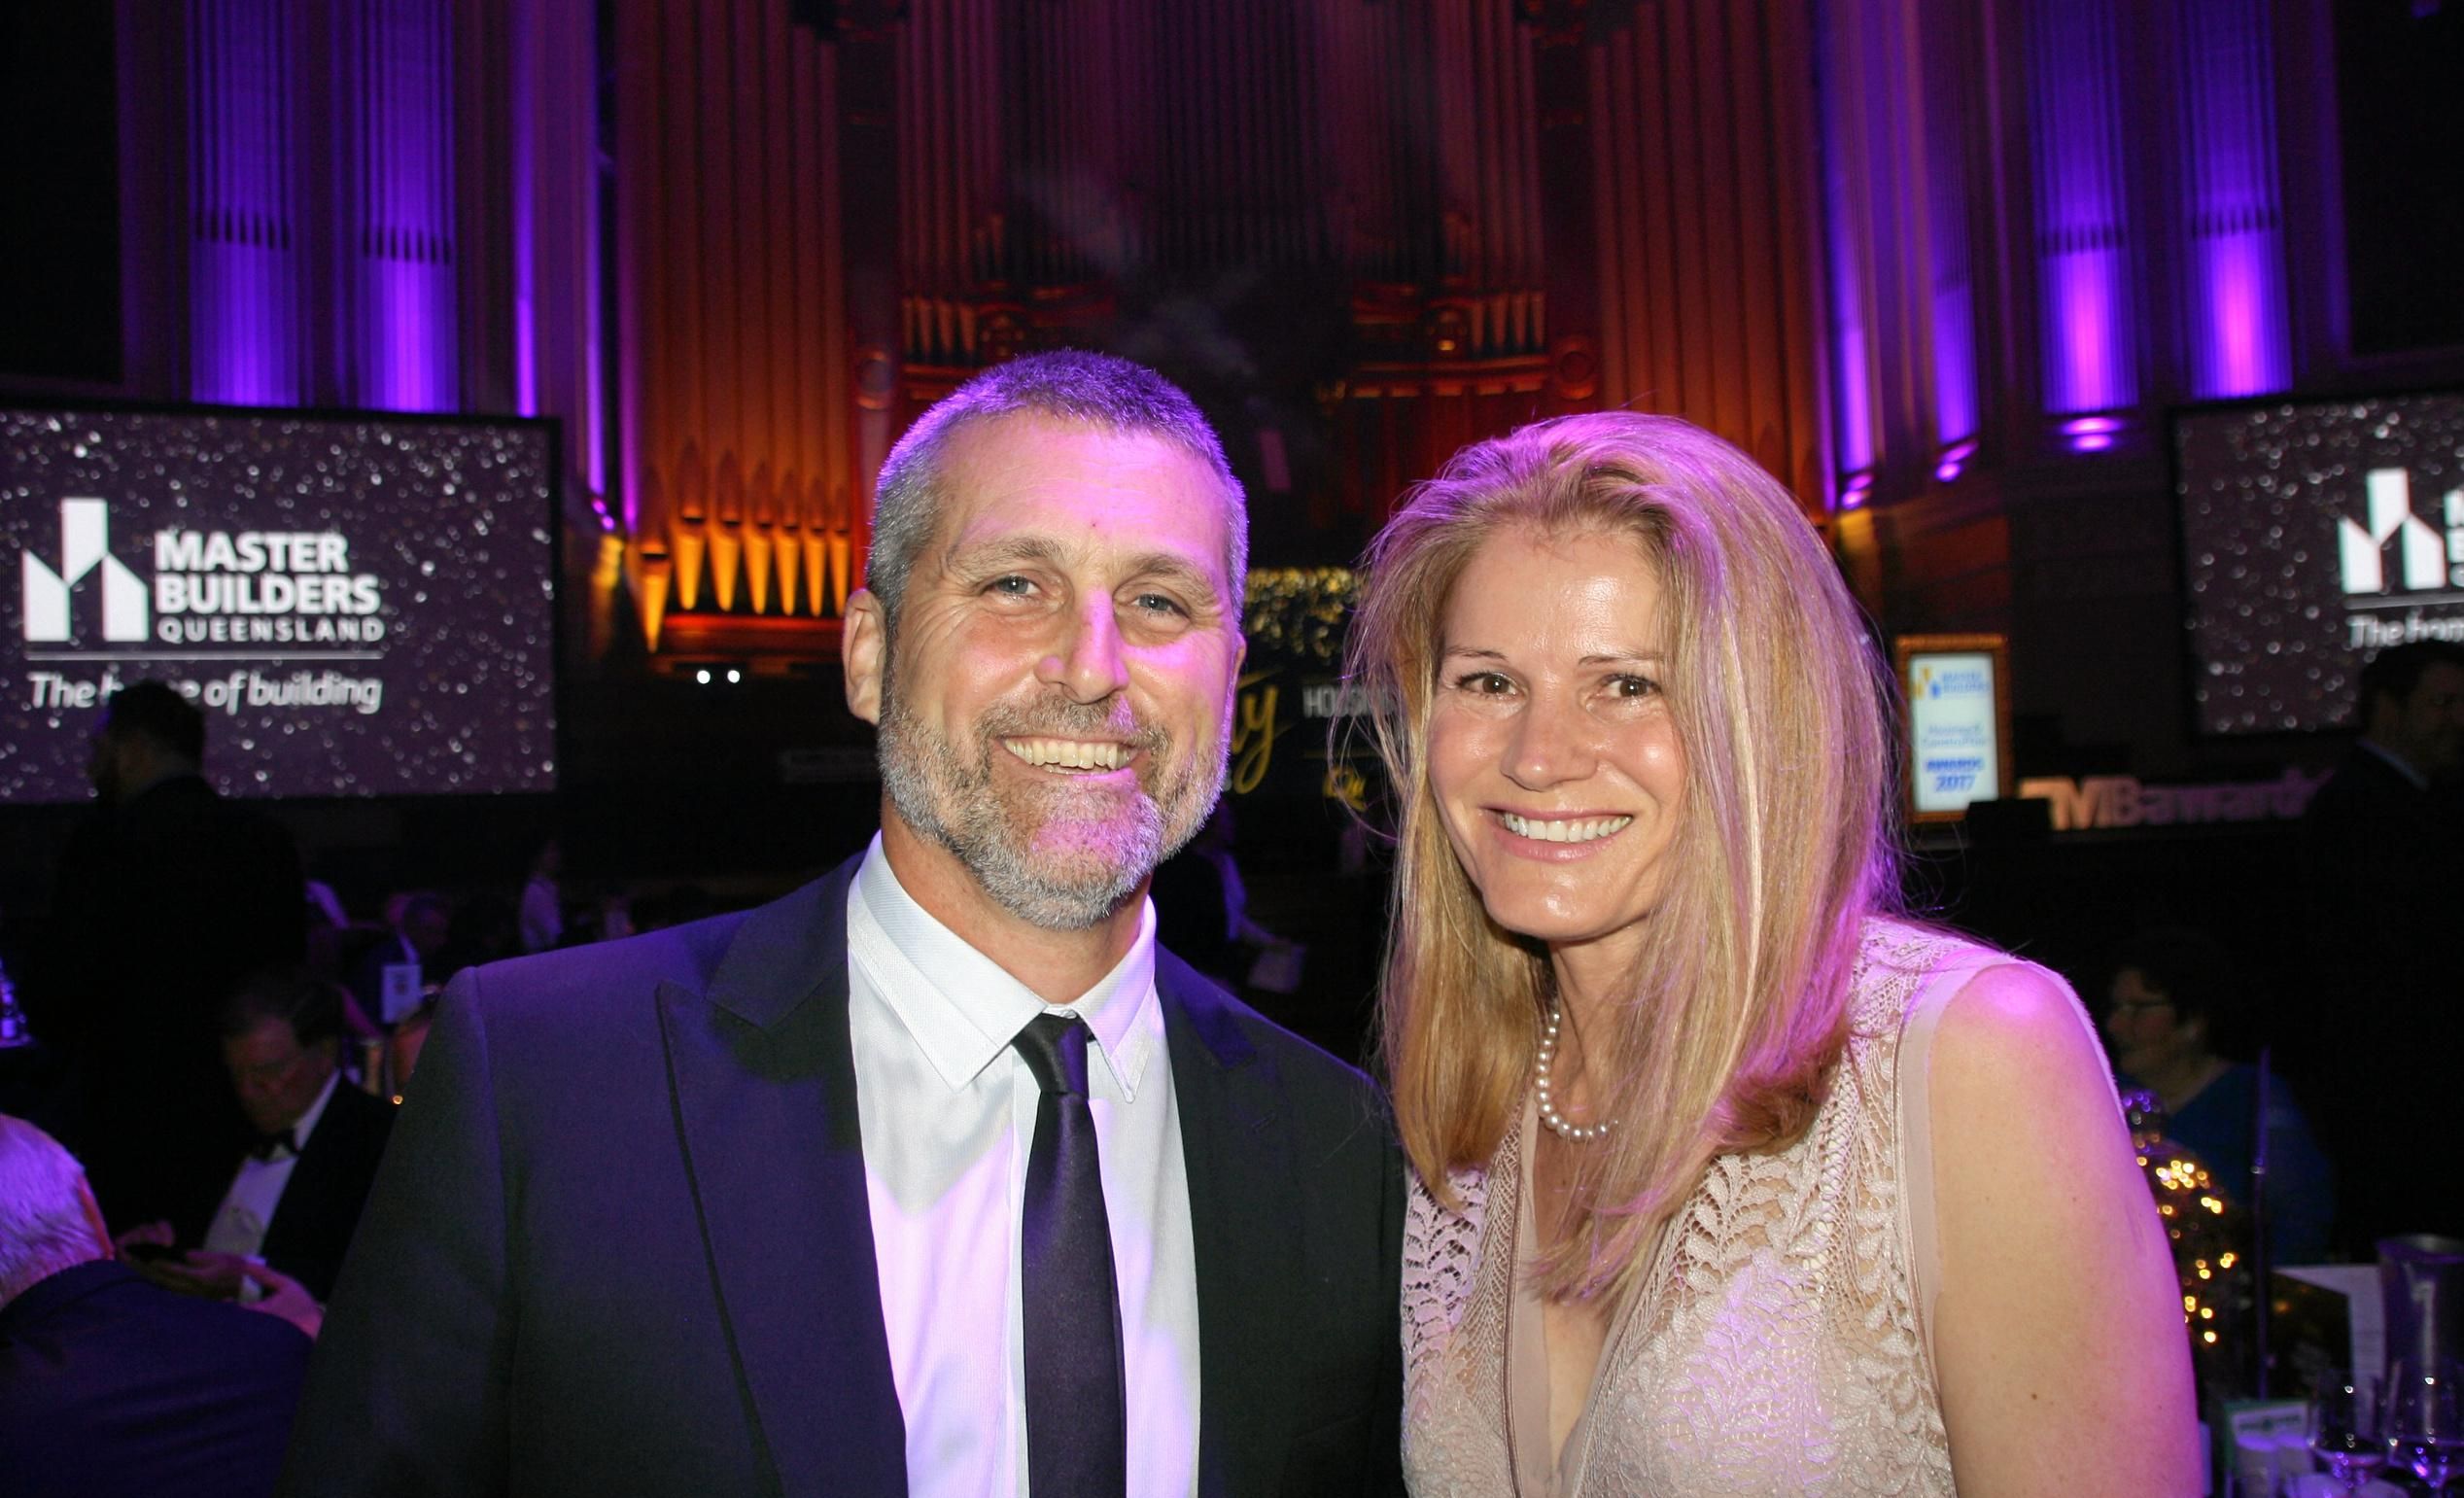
[2102,966,2202,1079]
[1426,525,1687,968]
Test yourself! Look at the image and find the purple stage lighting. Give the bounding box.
[190,0,304,406]
[2025,0,2138,417]
[2063,416,2124,453]
[2176,0,2290,399]
[1934,440,1978,483]
[352,0,458,413]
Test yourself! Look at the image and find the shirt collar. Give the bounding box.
[285,1068,342,1154]
[848,835,1162,1100]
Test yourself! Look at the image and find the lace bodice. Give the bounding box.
[1401,920,2007,1496]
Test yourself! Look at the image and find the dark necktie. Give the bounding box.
[248,1127,298,1162]
[1011,1013,1127,1498]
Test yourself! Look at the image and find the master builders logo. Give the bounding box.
[21,499,148,643]
[18,496,388,651]
[2339,468,2464,597]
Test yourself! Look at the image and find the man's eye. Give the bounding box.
[1129,592,1189,616]
[986,575,1036,597]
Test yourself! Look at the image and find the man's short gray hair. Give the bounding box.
[865,351,1248,627]
[0,1115,103,1307]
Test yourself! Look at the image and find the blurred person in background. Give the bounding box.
[518,836,565,954]
[22,680,304,1239]
[1,1113,313,1498]
[346,890,451,1028]
[114,970,393,1306]
[2300,640,2464,1251]
[2102,927,2335,1264]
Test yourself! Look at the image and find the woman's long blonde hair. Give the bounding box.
[1346,412,1899,1300]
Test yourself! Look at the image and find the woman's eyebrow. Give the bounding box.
[1579,651,1666,667]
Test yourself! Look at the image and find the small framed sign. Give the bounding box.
[1894,633,2013,824]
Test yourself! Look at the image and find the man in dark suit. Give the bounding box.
[283,353,1404,1496]
[121,971,394,1306]
[2299,640,2464,1249]
[23,679,305,1239]
[0,1114,313,1498]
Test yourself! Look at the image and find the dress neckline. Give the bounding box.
[1503,1096,1651,1497]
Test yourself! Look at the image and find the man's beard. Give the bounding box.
[875,671,1229,930]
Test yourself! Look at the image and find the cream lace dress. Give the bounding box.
[1402,920,2072,1496]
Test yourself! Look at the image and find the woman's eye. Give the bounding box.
[1451,671,1513,695]
[1607,674,1659,699]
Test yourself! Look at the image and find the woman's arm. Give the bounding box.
[1928,961,2203,1497]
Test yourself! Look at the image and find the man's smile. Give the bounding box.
[999,737,1136,774]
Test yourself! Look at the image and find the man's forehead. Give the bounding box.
[934,417,1237,575]
[231,1018,302,1056]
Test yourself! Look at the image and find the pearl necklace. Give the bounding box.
[1535,1004,1612,1142]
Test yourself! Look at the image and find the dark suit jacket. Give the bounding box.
[0,1259,312,1498]
[280,857,1405,1497]
[28,773,305,1237]
[2297,746,2464,1247]
[256,1079,395,1304]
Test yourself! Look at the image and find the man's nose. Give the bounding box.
[1038,595,1129,703]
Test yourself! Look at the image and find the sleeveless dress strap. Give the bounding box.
[1894,944,2109,1378]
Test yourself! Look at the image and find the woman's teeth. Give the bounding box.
[1498,812,1632,844]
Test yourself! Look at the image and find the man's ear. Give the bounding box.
[844,588,887,726]
[78,1177,113,1260]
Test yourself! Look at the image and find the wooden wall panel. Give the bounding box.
[616,0,854,637]
[1587,0,1829,508]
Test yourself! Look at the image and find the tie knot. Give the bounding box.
[1012,1013,1093,1098]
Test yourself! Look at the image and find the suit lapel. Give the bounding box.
[1163,955,1296,1498]
[658,858,906,1498]
[260,1082,387,1301]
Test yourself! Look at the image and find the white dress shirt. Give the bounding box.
[203,1068,340,1262]
[847,837,1200,1498]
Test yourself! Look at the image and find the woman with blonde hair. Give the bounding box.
[1348,412,2198,1494]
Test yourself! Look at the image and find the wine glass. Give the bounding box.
[2308,1372,2384,1492]
[2384,1355,2464,1496]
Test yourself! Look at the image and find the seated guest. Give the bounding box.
[2103,928,2336,1264]
[347,890,451,1027]
[0,1114,312,1498]
[518,836,565,953]
[300,882,379,1043]
[118,971,393,1305]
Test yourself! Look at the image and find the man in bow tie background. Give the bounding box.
[280,352,1405,1497]
[116,970,393,1308]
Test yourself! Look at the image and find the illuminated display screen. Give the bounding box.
[3,405,558,801]
[2177,392,2464,735]
[1897,636,2008,821]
